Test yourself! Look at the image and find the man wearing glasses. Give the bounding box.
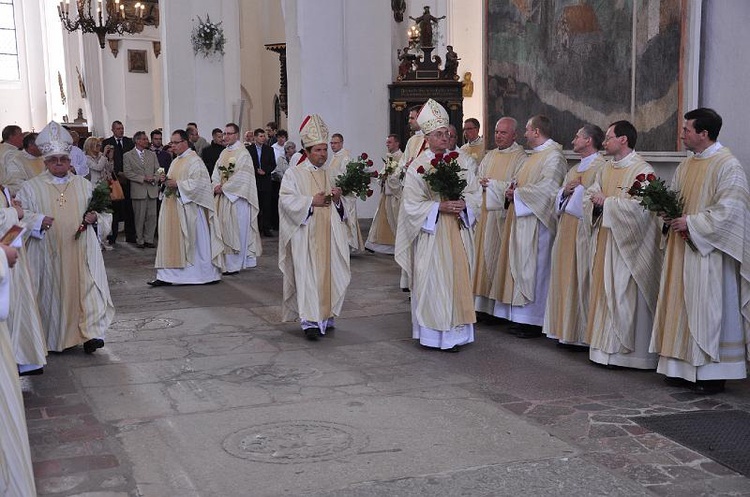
[149,129,223,286]
[460,118,486,164]
[211,123,261,275]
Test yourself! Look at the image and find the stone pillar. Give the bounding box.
[283,0,392,217]
[159,0,241,136]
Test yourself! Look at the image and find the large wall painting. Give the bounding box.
[486,0,688,151]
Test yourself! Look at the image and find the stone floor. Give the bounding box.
[19,229,750,497]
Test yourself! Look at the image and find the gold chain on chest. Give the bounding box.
[50,182,72,208]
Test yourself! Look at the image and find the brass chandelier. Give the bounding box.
[57,0,147,49]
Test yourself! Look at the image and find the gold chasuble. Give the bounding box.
[0,190,47,367]
[16,172,114,352]
[543,154,605,344]
[583,152,662,368]
[650,146,750,381]
[211,145,262,261]
[395,149,481,341]
[472,143,526,306]
[155,150,224,270]
[494,142,567,309]
[278,159,351,325]
[4,152,44,195]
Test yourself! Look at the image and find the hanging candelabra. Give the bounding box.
[57,0,146,49]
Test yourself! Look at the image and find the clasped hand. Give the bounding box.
[439,199,466,215]
[312,187,342,207]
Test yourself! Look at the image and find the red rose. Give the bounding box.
[366,189,373,197]
[367,159,373,166]
[371,171,379,178]
[632,180,642,191]
[435,152,444,162]
[360,153,368,160]
[636,173,646,182]
[448,151,459,161]
[647,173,656,182]
[416,166,425,174]
[430,158,439,166]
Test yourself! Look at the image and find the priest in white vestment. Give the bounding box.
[489,115,567,337]
[395,99,481,352]
[584,121,662,369]
[0,125,23,179]
[4,133,45,195]
[365,135,404,254]
[327,133,364,252]
[650,108,750,394]
[279,114,351,340]
[473,117,527,315]
[0,244,37,497]
[460,117,486,164]
[543,124,606,347]
[17,121,114,354]
[212,123,261,274]
[150,129,224,286]
[1,186,47,374]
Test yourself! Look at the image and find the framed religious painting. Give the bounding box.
[128,49,148,74]
[485,0,700,156]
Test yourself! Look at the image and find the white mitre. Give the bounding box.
[36,121,73,158]
[416,98,449,134]
[299,114,329,148]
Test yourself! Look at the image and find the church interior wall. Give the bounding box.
[701,0,750,178]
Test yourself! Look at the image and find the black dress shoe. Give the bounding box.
[126,238,137,244]
[514,324,543,339]
[441,345,461,353]
[222,271,239,276]
[19,367,44,376]
[664,376,694,388]
[304,327,321,341]
[144,242,156,248]
[262,230,273,237]
[693,379,726,395]
[202,280,221,285]
[83,338,104,354]
[147,279,172,287]
[137,243,145,249]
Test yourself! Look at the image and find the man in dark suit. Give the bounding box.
[247,128,276,236]
[102,120,135,245]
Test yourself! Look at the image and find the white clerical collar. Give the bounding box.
[467,136,483,146]
[611,150,637,168]
[694,141,723,159]
[532,138,556,152]
[22,151,36,159]
[226,141,242,151]
[50,173,72,184]
[577,152,600,172]
[415,130,424,136]
[178,149,192,159]
[497,142,520,154]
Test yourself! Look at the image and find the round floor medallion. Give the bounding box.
[223,421,366,464]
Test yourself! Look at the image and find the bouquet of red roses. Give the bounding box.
[417,150,467,200]
[335,153,378,201]
[626,173,696,251]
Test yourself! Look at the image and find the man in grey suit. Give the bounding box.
[123,131,159,248]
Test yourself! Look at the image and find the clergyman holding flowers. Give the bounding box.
[395,98,481,352]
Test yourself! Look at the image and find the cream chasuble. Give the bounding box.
[211,144,262,271]
[16,172,115,352]
[472,143,526,312]
[327,149,364,252]
[460,137,486,164]
[155,150,224,278]
[365,151,405,254]
[543,154,605,344]
[583,152,662,369]
[650,145,750,381]
[0,189,46,368]
[4,152,43,195]
[279,160,351,327]
[394,149,481,348]
[492,140,566,326]
[0,250,37,497]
